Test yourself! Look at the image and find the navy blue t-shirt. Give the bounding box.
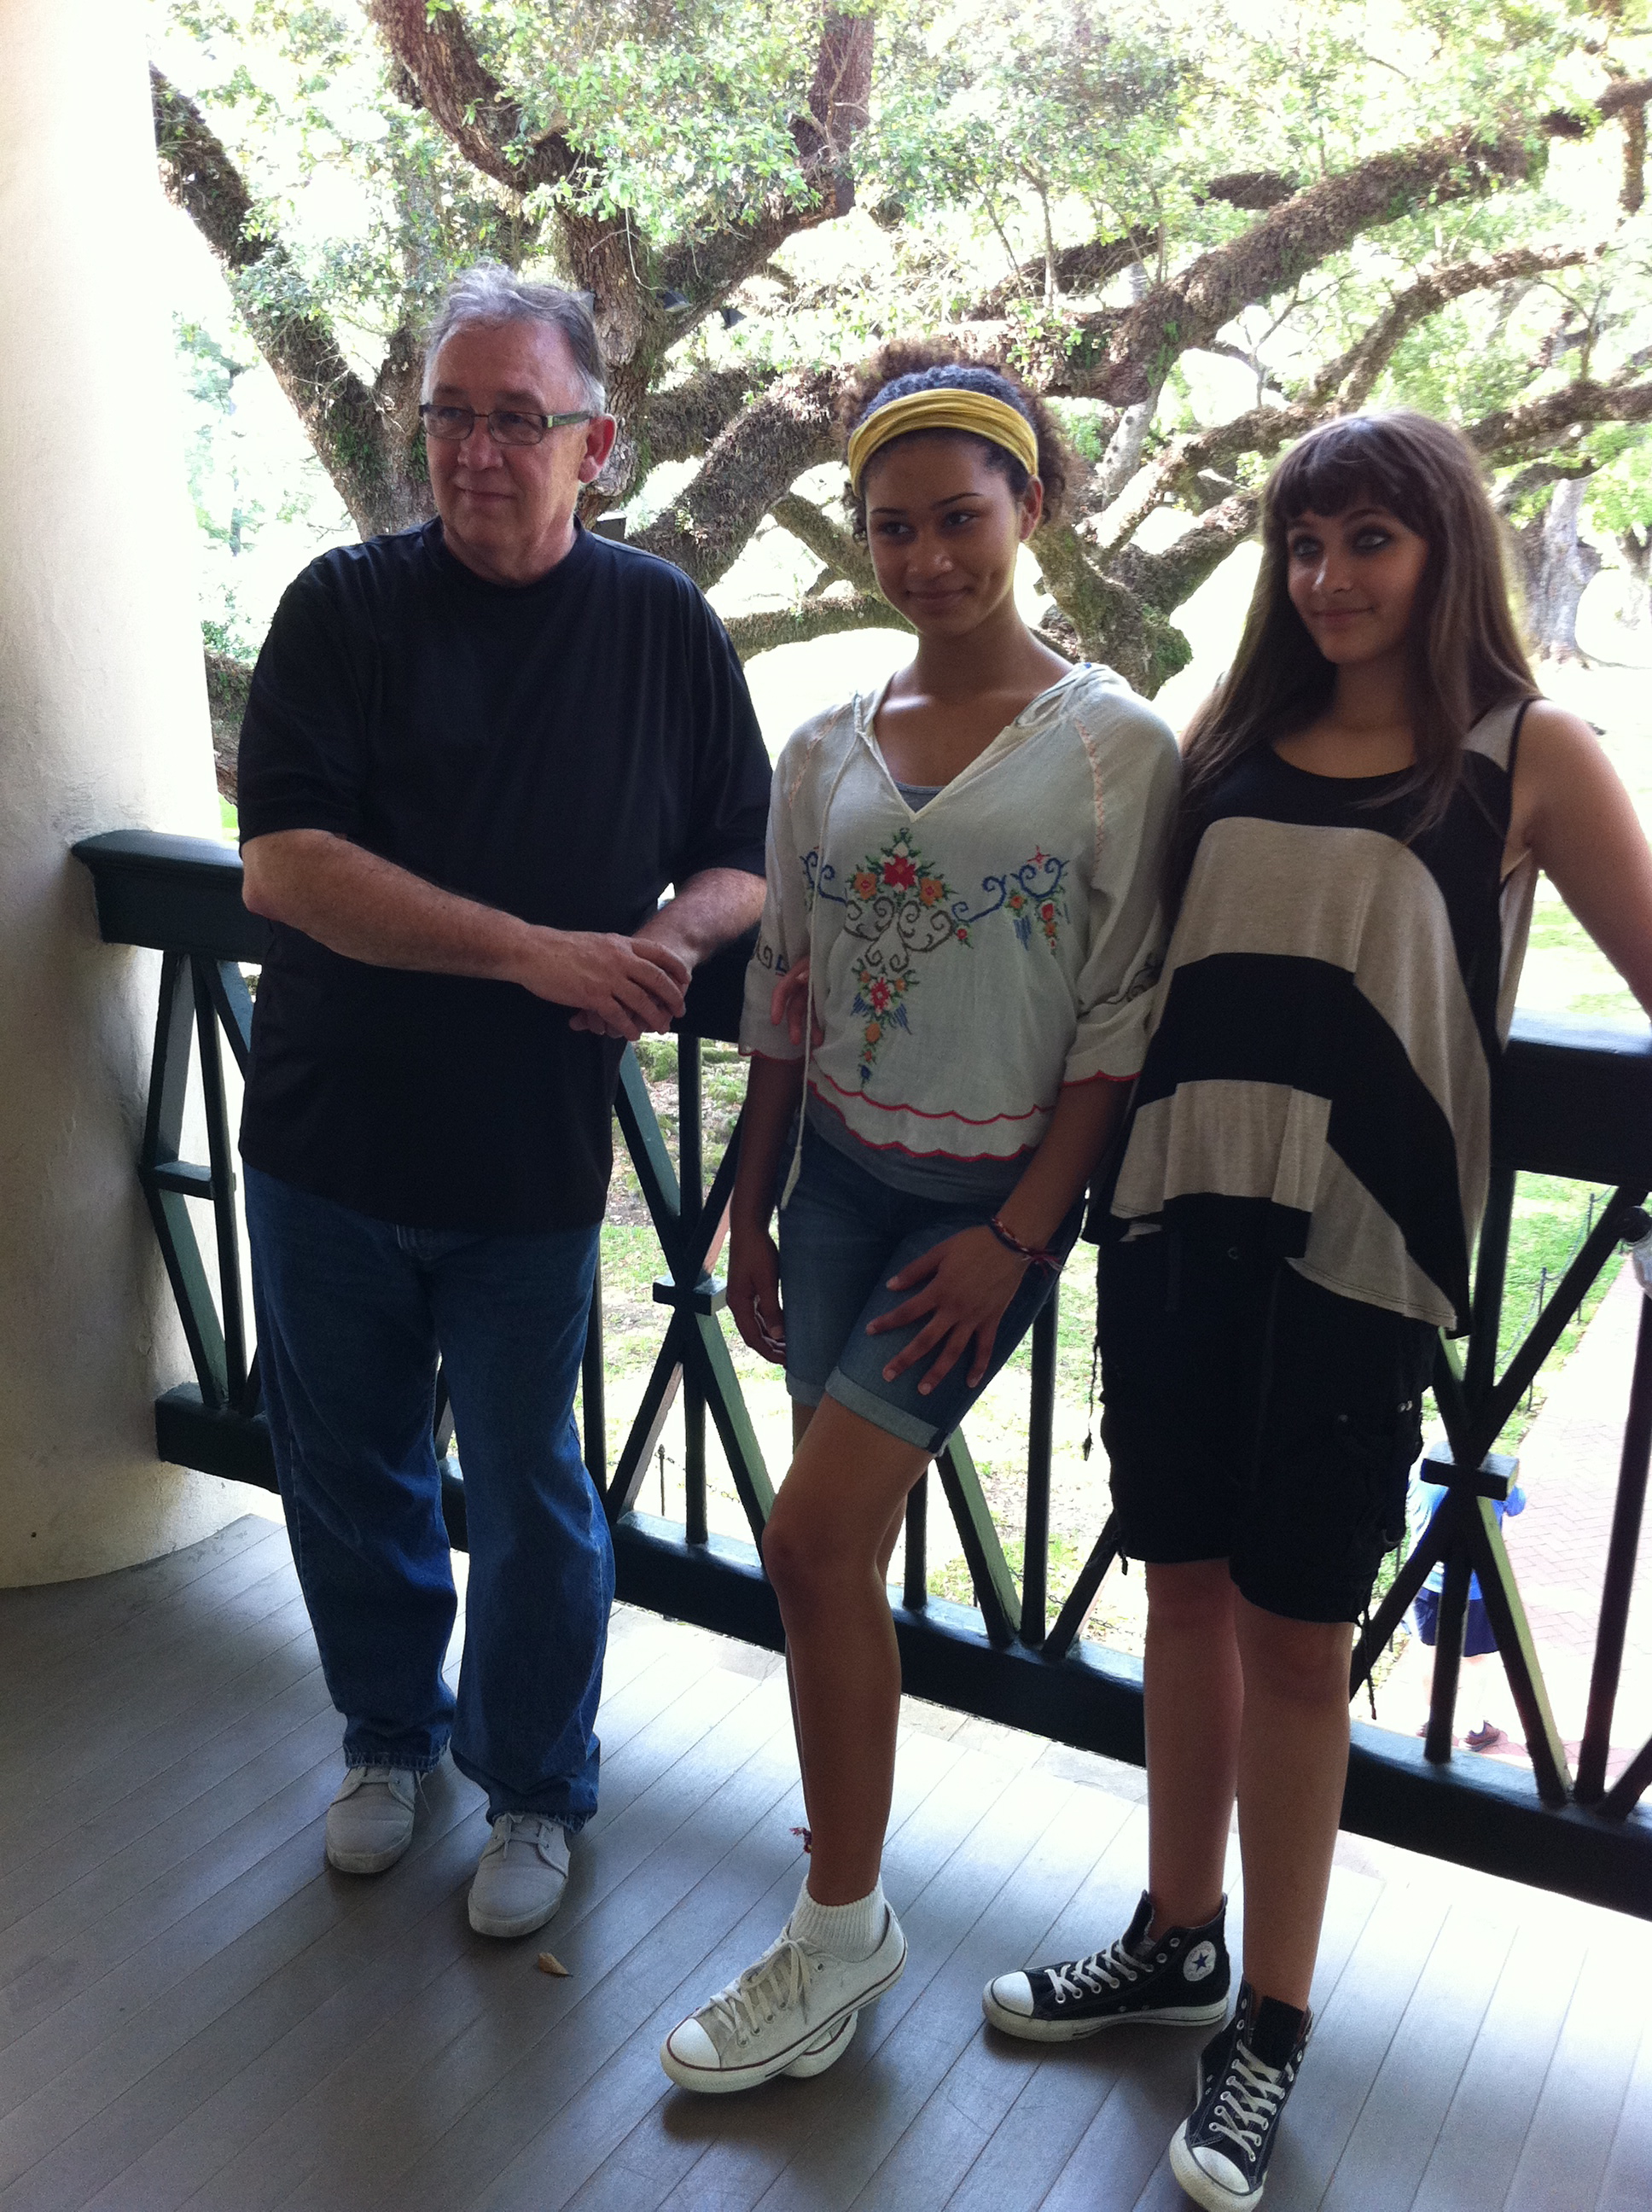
[236,518,771,1231]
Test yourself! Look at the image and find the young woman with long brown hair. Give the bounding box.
[981,409,1652,2210]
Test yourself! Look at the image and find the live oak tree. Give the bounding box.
[151,0,1652,758]
[1582,427,1652,637]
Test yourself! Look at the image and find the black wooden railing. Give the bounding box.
[73,830,1652,1917]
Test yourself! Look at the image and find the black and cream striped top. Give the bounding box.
[1110,702,1536,1330]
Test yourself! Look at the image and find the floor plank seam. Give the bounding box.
[0,1670,340,1940]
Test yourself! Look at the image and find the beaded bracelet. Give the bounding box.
[986,1214,1062,1274]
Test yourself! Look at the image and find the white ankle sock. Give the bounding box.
[788,1877,886,1962]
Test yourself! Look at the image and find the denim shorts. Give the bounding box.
[1098,1230,1437,1624]
[777,1127,1079,1452]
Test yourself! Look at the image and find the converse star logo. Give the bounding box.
[1184,1940,1218,1983]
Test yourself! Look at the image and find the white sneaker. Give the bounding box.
[660,1904,906,2094]
[466,1813,571,1938]
[325,1766,416,1874]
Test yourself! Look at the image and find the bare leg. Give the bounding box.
[781,1466,911,1851]
[789,1403,911,1576]
[783,1400,817,1831]
[876,1493,909,1584]
[1460,1650,1494,1733]
[1143,1558,1243,1934]
[1233,1592,1354,2012]
[762,1397,930,1905]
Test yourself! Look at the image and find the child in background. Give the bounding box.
[1409,1468,1527,1751]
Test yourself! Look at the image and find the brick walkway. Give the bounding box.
[1386,1267,1652,1789]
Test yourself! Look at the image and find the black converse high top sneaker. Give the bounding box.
[982,1891,1230,2042]
[1170,1980,1311,2210]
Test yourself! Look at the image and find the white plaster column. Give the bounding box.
[0,0,245,1581]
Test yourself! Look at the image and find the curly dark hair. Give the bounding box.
[836,341,1070,536]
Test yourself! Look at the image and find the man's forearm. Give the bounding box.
[241,827,689,1036]
[636,867,765,969]
[241,829,530,979]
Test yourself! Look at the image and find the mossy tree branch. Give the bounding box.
[723,591,908,659]
[657,9,873,317]
[1467,371,1652,466]
[1081,242,1603,546]
[1121,494,1264,616]
[205,652,253,800]
[1024,91,1635,411]
[364,0,580,195]
[1052,125,1541,405]
[152,66,428,536]
[963,174,1299,321]
[1032,522,1192,694]
[631,370,840,585]
[368,3,872,479]
[1033,364,1652,700]
[1304,242,1596,410]
[644,367,782,467]
[768,493,878,594]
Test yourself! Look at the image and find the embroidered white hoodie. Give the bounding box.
[739,662,1180,1168]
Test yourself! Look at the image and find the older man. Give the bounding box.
[236,267,770,1937]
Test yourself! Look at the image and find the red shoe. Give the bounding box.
[1465,1724,1504,1752]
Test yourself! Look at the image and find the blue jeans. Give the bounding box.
[245,1167,612,1826]
[777,1127,1079,1452]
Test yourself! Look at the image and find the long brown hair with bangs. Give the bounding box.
[1169,410,1537,903]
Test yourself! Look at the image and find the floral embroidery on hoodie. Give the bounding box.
[995,852,1068,949]
[827,835,1076,1083]
[742,663,1181,1167]
[841,831,967,1082]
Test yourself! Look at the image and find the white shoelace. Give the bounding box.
[1044,1938,1144,2004]
[1207,2046,1288,2160]
[344,1765,416,1806]
[485,1812,559,1861]
[702,1936,811,2048]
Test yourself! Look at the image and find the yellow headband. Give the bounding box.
[846,388,1040,495]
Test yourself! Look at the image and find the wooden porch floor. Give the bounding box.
[2,1513,1649,2212]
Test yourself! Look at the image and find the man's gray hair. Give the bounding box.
[421,265,608,412]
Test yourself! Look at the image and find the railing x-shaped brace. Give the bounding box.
[590,1039,1056,1655]
[141,948,258,1422]
[1351,1168,1652,1809]
[599,1045,772,1544]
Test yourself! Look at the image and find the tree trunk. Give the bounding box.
[1514,478,1602,662]
[205,652,253,800]
[1617,528,1652,632]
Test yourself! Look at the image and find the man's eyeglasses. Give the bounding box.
[419,403,595,448]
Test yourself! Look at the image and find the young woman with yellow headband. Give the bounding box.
[660,348,1180,2094]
